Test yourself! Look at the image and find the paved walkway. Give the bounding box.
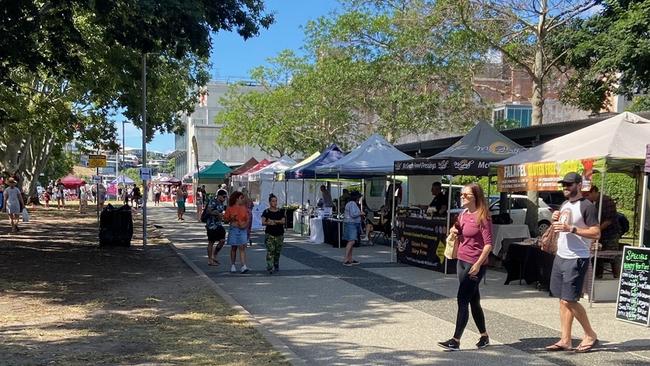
[148,206,650,366]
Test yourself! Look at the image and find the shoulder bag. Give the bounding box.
[539,225,557,255]
[444,211,463,259]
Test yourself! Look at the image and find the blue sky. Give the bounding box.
[118,0,341,154]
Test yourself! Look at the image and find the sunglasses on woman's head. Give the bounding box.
[461,192,473,198]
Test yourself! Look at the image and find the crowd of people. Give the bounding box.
[0,169,626,354]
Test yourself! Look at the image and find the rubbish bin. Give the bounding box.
[99,204,134,247]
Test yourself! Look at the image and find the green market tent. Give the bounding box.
[195,160,232,182]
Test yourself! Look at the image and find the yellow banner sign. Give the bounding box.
[497,159,600,192]
[88,154,107,168]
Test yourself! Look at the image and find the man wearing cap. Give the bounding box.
[205,189,228,266]
[546,172,600,353]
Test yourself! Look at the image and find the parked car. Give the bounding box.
[489,195,553,236]
[538,191,566,211]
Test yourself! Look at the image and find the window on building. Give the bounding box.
[504,105,533,127]
[492,108,505,121]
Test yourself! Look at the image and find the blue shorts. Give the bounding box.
[228,226,248,246]
[343,222,360,241]
[550,256,589,302]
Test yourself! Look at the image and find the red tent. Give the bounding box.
[229,157,259,176]
[60,175,85,188]
[231,159,272,182]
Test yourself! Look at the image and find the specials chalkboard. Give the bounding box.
[615,246,650,326]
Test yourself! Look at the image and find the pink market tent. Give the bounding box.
[60,175,85,189]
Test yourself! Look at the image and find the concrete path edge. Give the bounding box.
[161,234,307,366]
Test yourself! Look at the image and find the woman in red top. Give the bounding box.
[438,183,493,351]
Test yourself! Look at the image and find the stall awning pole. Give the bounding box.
[445,176,453,275]
[338,172,342,249]
[639,174,648,246]
[391,174,396,263]
[589,170,606,305]
[301,179,305,236]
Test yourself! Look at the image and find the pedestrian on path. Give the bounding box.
[176,186,186,220]
[206,189,228,266]
[3,178,25,233]
[438,183,492,351]
[262,194,285,274]
[546,172,600,353]
[223,191,250,274]
[343,191,364,266]
[55,179,65,209]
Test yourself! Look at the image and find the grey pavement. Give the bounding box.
[147,206,650,366]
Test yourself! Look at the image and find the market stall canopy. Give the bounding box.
[159,176,181,185]
[60,175,85,188]
[285,144,345,179]
[394,121,525,176]
[276,152,320,181]
[111,175,135,185]
[316,134,412,178]
[229,157,259,177]
[492,112,650,191]
[232,159,272,183]
[195,160,232,181]
[248,156,297,182]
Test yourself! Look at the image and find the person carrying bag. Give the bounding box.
[445,211,465,259]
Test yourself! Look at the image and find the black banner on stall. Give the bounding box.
[615,246,650,326]
[395,216,449,272]
[394,158,490,176]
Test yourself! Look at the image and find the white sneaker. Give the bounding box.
[230,265,237,273]
[240,265,249,274]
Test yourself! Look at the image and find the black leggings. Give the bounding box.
[454,260,487,339]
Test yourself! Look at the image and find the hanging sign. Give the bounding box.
[496,159,598,192]
[88,154,107,168]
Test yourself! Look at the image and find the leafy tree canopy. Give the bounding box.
[0,0,274,87]
[218,0,489,157]
[552,0,650,112]
[0,0,274,194]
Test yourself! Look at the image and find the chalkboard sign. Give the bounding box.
[615,246,650,326]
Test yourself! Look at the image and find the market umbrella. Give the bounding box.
[60,174,85,189]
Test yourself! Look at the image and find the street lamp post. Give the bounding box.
[142,53,148,247]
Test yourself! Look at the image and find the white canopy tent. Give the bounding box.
[248,156,297,182]
[493,112,650,302]
[493,112,650,173]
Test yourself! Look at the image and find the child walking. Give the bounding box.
[261,194,286,274]
[223,191,251,273]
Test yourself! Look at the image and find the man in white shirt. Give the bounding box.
[546,172,600,353]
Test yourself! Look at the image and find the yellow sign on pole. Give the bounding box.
[88,154,107,168]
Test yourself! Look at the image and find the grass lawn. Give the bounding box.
[0,203,289,365]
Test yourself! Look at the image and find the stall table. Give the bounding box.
[492,224,531,257]
[309,217,324,244]
[503,240,554,289]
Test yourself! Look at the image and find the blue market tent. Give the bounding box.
[111,175,135,185]
[315,134,412,178]
[284,144,345,179]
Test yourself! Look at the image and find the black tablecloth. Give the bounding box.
[322,219,360,247]
[503,243,554,289]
